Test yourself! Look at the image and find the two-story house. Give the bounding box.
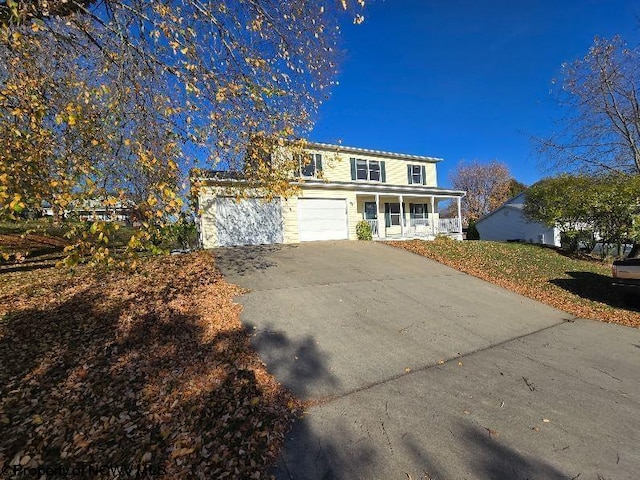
[197,142,466,247]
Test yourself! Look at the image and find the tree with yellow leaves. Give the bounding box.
[0,0,365,265]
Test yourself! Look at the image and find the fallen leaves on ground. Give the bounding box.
[0,233,69,263]
[388,239,640,328]
[0,251,299,478]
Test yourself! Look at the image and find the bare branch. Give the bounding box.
[539,35,640,175]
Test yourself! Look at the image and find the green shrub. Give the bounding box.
[166,213,200,250]
[560,229,595,253]
[466,220,480,240]
[356,220,372,241]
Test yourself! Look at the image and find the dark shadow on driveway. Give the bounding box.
[242,323,381,479]
[272,412,572,479]
[550,271,639,311]
[213,244,285,276]
[401,432,449,480]
[274,419,380,480]
[245,324,570,479]
[459,423,568,480]
[245,322,339,401]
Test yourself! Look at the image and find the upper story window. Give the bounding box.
[351,158,385,182]
[356,159,380,181]
[355,159,367,180]
[407,164,427,185]
[411,165,422,184]
[297,153,323,177]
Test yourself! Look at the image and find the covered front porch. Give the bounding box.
[356,191,464,241]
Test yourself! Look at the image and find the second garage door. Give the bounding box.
[298,198,348,242]
[215,197,283,246]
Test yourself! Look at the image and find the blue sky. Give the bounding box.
[310,0,640,188]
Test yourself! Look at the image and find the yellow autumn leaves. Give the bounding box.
[1,0,367,266]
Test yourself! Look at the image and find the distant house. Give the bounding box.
[42,199,133,223]
[475,192,560,247]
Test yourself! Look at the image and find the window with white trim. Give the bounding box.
[411,165,422,184]
[356,159,381,181]
[364,202,377,220]
[387,203,401,226]
[355,159,367,180]
[297,153,322,177]
[410,203,428,226]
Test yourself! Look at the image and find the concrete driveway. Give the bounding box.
[215,241,640,480]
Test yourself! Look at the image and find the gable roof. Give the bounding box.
[475,191,527,225]
[503,191,527,207]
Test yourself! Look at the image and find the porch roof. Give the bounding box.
[296,180,466,198]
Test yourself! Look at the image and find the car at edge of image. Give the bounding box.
[612,244,640,298]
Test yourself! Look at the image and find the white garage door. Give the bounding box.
[298,198,348,242]
[215,198,283,246]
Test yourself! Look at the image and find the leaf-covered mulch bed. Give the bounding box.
[388,239,640,329]
[0,251,299,478]
[0,234,69,263]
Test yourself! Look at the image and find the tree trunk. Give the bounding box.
[52,204,61,225]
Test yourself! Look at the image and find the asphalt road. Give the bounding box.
[215,241,640,480]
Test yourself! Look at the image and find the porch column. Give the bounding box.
[430,196,436,236]
[375,194,383,238]
[399,195,405,238]
[456,196,462,233]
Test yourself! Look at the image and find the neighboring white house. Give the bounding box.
[475,192,561,247]
[42,199,133,223]
[197,142,466,248]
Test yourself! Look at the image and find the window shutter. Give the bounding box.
[316,154,323,172]
[407,165,413,184]
[384,203,391,227]
[421,165,427,185]
[350,158,356,181]
[381,161,386,183]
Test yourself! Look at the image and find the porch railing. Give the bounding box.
[409,218,430,228]
[366,219,378,236]
[437,217,461,234]
[370,217,461,238]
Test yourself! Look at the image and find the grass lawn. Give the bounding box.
[0,250,299,478]
[388,238,640,329]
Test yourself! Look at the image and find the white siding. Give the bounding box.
[504,192,527,208]
[476,206,560,247]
